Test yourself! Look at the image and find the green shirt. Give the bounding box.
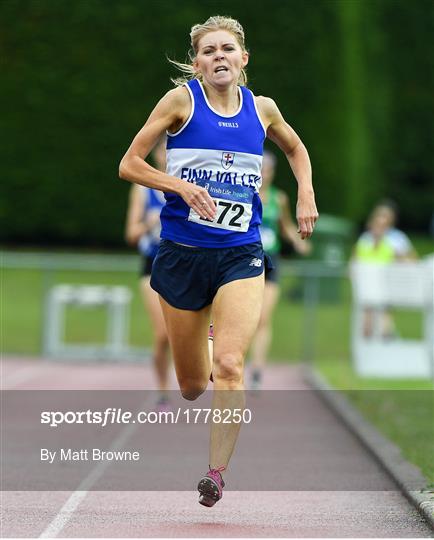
[260,186,281,255]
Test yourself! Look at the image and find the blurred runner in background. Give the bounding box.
[250,150,311,389]
[125,137,171,410]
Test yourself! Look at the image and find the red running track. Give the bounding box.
[1,356,432,538]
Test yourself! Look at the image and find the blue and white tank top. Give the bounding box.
[160,79,266,247]
[138,187,165,258]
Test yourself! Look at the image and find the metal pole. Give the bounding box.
[302,273,320,365]
[41,267,55,356]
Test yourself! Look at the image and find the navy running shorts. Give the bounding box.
[265,254,280,283]
[150,240,274,310]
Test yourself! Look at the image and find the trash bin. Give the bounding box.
[307,214,354,302]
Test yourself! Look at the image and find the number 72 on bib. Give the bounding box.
[188,182,254,232]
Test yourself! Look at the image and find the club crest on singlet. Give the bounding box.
[221,151,235,170]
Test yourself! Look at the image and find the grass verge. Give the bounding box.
[315,356,434,487]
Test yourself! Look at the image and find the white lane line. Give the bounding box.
[39,396,151,538]
[1,367,39,389]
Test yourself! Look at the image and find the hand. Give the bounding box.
[296,193,319,240]
[179,182,217,221]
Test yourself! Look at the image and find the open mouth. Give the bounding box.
[214,66,229,73]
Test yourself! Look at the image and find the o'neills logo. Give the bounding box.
[221,151,235,170]
[218,121,239,128]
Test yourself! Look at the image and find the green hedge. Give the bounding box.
[1,0,432,246]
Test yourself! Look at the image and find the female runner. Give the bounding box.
[119,15,318,506]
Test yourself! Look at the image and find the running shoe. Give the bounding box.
[208,324,214,382]
[208,323,214,341]
[155,395,171,413]
[198,466,225,507]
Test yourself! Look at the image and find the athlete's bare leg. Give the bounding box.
[140,277,170,393]
[251,281,280,371]
[209,274,265,475]
[158,297,212,400]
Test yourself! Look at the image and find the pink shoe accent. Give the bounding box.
[154,397,171,413]
[198,466,226,507]
[208,324,214,382]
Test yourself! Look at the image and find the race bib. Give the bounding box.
[188,181,253,232]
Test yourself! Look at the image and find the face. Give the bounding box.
[369,213,389,239]
[194,29,249,88]
[373,206,395,228]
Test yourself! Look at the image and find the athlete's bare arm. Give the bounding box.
[256,96,318,239]
[119,87,216,220]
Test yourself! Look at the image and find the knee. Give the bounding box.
[213,352,243,385]
[179,378,208,401]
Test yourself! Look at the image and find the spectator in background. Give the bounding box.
[125,137,171,410]
[250,151,311,389]
[355,207,396,264]
[359,199,417,261]
[354,203,409,338]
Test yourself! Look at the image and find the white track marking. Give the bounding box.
[1,367,39,389]
[39,395,151,538]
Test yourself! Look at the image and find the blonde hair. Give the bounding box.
[169,15,248,87]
